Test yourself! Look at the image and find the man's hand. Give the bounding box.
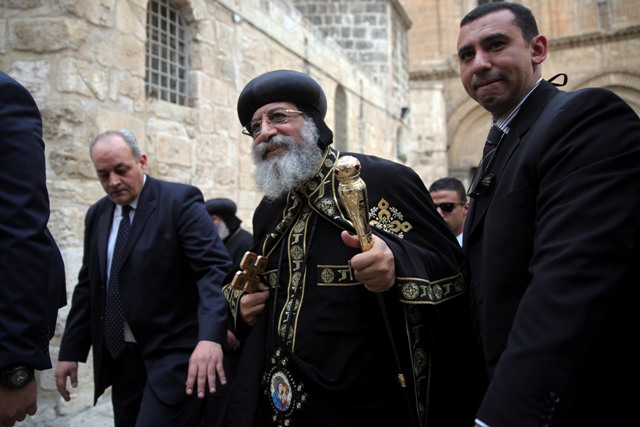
[341,231,396,292]
[55,361,79,402]
[239,283,270,327]
[186,340,226,399]
[0,379,37,427]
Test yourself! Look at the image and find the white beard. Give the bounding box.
[216,220,230,240]
[251,119,324,201]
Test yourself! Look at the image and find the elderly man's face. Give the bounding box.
[249,102,324,200]
[250,102,305,152]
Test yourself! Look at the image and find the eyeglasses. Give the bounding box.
[242,109,303,138]
[434,202,465,213]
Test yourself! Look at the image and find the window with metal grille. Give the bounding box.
[145,0,190,105]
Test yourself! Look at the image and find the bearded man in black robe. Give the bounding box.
[223,70,486,427]
[205,198,253,267]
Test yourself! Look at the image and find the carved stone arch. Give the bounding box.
[574,72,640,116]
[446,98,491,186]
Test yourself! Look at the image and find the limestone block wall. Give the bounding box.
[290,0,411,114]
[0,0,411,423]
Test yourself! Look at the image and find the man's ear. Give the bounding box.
[530,34,548,66]
[139,153,148,171]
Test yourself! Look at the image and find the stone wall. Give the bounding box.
[290,0,412,155]
[0,0,411,424]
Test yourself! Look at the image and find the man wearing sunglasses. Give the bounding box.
[429,177,469,246]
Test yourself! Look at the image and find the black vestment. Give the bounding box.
[224,148,486,426]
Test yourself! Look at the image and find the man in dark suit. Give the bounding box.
[55,130,232,426]
[457,3,640,427]
[0,71,66,427]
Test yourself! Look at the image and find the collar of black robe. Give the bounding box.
[258,146,338,259]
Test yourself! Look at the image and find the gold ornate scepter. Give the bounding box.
[334,155,407,389]
[334,155,373,252]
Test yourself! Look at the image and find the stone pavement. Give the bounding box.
[19,391,114,427]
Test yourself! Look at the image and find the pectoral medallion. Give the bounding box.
[262,348,307,426]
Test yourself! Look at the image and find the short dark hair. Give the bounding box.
[429,177,467,203]
[460,2,539,42]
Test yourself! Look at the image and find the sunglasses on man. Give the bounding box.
[434,202,465,213]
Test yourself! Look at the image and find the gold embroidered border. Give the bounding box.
[222,268,279,328]
[397,273,465,304]
[278,207,313,349]
[222,284,244,328]
[316,264,361,286]
[404,303,432,423]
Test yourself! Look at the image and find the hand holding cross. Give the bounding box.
[231,251,269,293]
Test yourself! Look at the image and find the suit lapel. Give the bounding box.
[98,203,115,283]
[467,131,520,237]
[466,81,560,240]
[122,176,158,262]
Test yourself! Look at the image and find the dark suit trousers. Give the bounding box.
[109,343,147,427]
[108,343,205,427]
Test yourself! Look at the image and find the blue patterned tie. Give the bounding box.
[105,205,131,359]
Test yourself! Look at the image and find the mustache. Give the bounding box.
[253,136,294,160]
[109,187,127,194]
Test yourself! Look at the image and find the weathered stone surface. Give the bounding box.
[7,61,51,99]
[95,34,145,77]
[157,133,193,167]
[0,21,6,55]
[40,102,91,144]
[10,18,87,52]
[48,144,96,179]
[95,108,146,150]
[5,0,44,8]
[58,58,109,100]
[62,0,117,28]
